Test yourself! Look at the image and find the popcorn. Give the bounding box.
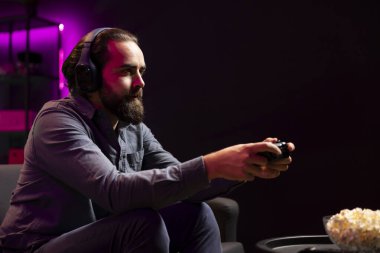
[325,208,380,252]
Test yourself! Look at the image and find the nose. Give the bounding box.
[132,72,145,89]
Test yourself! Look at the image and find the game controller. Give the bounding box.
[258,140,291,161]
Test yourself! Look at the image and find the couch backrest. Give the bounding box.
[0,164,22,223]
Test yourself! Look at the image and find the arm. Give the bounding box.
[139,125,295,200]
[31,109,210,213]
[139,125,295,201]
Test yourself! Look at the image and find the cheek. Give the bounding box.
[113,76,133,94]
[102,73,133,94]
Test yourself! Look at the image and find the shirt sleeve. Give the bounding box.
[31,108,210,213]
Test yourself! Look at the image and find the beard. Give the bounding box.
[100,86,144,125]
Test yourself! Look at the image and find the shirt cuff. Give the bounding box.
[179,156,210,192]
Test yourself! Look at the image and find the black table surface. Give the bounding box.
[255,235,341,253]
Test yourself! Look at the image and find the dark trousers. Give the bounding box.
[32,202,221,253]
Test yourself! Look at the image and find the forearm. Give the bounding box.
[186,178,245,202]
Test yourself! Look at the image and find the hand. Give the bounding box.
[203,139,295,182]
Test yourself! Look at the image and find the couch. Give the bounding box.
[0,164,244,253]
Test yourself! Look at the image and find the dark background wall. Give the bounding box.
[2,0,380,252]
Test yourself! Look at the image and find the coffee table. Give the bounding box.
[256,235,341,253]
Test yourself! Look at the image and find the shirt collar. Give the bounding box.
[70,94,97,119]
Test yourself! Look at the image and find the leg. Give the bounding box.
[33,208,169,253]
[159,202,222,253]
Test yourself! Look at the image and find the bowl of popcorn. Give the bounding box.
[324,208,380,253]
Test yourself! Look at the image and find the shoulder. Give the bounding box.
[32,97,95,138]
[35,96,96,124]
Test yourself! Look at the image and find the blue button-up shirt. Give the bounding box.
[0,95,240,250]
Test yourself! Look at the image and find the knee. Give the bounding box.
[198,202,219,227]
[119,208,168,234]
[134,208,167,232]
[200,202,214,217]
[185,202,221,241]
[183,202,219,229]
[119,209,169,249]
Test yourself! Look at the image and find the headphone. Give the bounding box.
[74,27,110,92]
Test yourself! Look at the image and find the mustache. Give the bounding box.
[125,87,143,100]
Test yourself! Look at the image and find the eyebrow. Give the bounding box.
[119,64,146,70]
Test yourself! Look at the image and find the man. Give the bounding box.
[0,27,295,253]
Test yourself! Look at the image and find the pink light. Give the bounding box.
[59,48,64,90]
[58,24,67,97]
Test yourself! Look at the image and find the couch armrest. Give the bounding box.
[206,197,239,242]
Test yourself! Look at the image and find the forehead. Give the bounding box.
[105,40,145,66]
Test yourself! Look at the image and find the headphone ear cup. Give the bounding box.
[75,43,99,92]
[74,28,109,93]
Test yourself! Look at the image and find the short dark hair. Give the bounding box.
[62,28,138,96]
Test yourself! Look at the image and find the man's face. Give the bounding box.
[100,40,146,124]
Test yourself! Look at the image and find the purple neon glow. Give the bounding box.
[1,2,98,99]
[0,26,60,77]
[0,24,72,98]
[35,1,99,98]
[58,24,64,92]
[59,48,64,90]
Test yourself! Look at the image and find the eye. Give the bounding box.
[139,67,146,76]
[117,66,145,77]
[119,68,135,76]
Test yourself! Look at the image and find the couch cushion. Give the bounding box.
[0,164,22,223]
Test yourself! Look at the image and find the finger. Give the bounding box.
[258,168,281,179]
[267,163,289,172]
[244,142,282,155]
[244,165,281,179]
[287,142,295,152]
[270,156,292,165]
[246,155,268,166]
[263,137,278,143]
